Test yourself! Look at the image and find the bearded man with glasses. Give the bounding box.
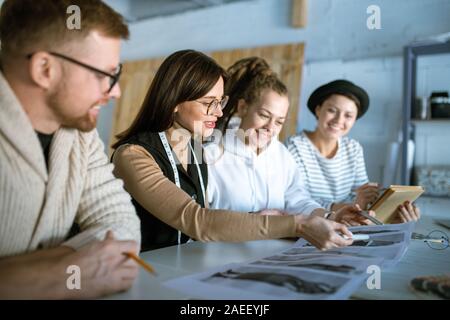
[0,0,141,299]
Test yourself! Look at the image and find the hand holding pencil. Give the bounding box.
[124,252,157,276]
[333,204,379,226]
[62,230,140,298]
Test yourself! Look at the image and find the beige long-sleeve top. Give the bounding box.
[112,144,297,242]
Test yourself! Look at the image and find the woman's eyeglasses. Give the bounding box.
[196,96,229,115]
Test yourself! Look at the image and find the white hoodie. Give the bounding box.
[205,128,322,215]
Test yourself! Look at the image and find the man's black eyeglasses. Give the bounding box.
[26,52,122,93]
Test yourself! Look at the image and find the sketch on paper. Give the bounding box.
[164,222,415,299]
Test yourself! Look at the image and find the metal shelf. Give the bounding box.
[411,119,450,124]
[421,195,450,200]
[401,41,450,185]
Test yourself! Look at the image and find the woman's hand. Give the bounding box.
[332,204,376,226]
[330,204,375,226]
[390,201,421,223]
[294,214,353,250]
[354,182,380,210]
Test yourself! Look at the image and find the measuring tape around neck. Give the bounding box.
[158,132,206,244]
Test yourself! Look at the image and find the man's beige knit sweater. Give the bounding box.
[0,72,140,257]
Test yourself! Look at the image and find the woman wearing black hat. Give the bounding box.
[286,80,420,224]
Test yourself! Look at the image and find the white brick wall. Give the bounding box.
[119,0,450,63]
[95,0,450,217]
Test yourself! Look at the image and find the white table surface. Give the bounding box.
[109,215,450,300]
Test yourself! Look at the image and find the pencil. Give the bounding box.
[124,252,157,276]
[358,210,384,225]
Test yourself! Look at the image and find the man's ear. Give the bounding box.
[236,99,248,117]
[28,52,57,90]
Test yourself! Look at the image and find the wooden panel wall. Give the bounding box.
[109,57,164,148]
[110,43,304,151]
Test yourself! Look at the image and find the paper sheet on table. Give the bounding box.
[163,222,414,299]
[294,221,415,268]
[164,262,371,300]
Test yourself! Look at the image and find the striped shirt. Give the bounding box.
[285,131,369,210]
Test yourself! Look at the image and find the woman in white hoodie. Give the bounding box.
[205,57,369,225]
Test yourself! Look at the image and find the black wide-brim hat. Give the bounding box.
[307,79,369,119]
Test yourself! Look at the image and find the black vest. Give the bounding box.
[115,132,208,252]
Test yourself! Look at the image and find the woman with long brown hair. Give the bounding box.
[112,50,355,251]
